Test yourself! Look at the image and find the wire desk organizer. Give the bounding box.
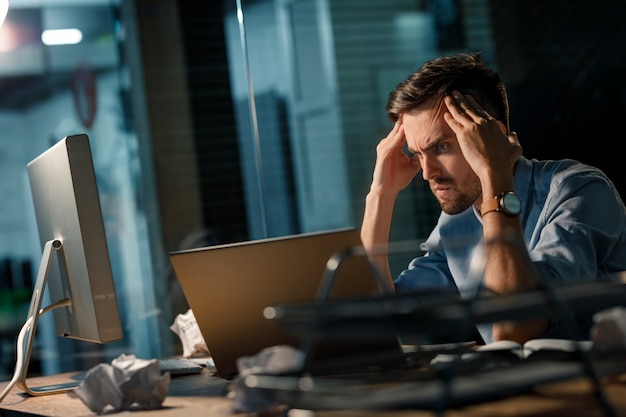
[258,241,626,415]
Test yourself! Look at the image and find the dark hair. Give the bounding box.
[386,53,510,131]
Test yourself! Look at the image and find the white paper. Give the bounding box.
[591,306,626,350]
[170,309,209,357]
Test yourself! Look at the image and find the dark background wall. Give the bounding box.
[491,0,626,197]
[176,2,248,245]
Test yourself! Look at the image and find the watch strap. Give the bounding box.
[481,195,501,216]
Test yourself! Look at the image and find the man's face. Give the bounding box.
[403,99,482,215]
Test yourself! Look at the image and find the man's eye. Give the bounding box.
[435,143,448,154]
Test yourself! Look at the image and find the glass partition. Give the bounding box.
[222,0,448,263]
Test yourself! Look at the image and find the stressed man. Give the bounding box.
[361,53,626,344]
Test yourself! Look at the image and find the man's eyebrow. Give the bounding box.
[411,137,446,154]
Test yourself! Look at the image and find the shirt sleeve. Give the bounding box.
[394,254,457,292]
[393,225,456,293]
[529,168,626,287]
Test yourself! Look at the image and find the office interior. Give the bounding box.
[0,0,625,383]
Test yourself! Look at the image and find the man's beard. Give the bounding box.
[431,178,481,215]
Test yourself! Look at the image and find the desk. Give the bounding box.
[1,369,626,416]
[0,369,231,417]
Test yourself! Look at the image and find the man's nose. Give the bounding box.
[421,155,441,180]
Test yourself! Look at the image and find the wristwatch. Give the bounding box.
[481,192,521,217]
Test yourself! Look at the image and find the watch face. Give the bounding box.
[502,192,521,215]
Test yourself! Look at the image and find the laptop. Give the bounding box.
[169,228,402,379]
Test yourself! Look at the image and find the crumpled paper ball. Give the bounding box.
[68,354,170,414]
[227,344,304,413]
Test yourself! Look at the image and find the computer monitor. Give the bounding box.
[17,134,123,396]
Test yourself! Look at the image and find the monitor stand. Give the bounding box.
[15,239,75,396]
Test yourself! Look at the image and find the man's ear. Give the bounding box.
[507,131,523,162]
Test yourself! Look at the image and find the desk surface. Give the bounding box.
[1,369,626,417]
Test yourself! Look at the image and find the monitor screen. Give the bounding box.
[19,134,123,395]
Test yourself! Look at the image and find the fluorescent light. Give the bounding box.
[41,28,82,45]
[0,0,8,29]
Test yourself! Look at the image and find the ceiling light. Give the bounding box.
[41,28,82,45]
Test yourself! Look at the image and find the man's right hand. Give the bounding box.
[370,118,422,197]
[361,117,421,289]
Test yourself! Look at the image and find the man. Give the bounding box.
[361,53,626,345]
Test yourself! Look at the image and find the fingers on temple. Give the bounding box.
[382,120,405,149]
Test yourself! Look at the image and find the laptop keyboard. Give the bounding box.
[159,358,204,375]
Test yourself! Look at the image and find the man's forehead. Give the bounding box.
[403,100,451,149]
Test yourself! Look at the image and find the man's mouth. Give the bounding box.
[431,181,453,199]
[434,187,451,199]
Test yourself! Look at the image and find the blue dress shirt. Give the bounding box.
[394,156,626,343]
